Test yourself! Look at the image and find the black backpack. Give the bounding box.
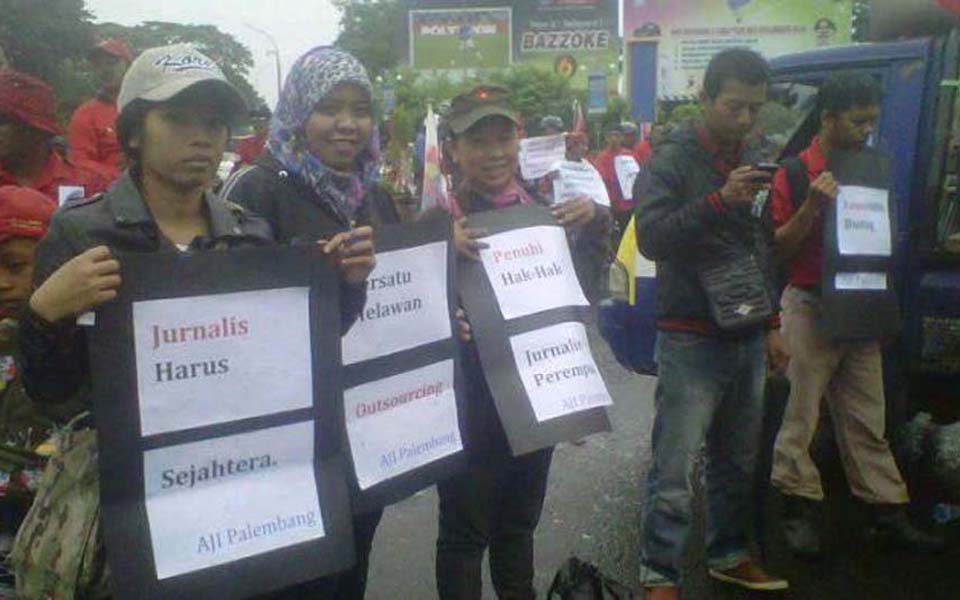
[547,557,636,600]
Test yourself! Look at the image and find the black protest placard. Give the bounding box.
[458,204,612,457]
[822,149,901,340]
[88,245,354,599]
[340,216,465,512]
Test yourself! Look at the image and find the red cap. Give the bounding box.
[0,186,56,242]
[92,39,134,63]
[0,71,61,135]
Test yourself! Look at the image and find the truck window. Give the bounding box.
[936,88,960,252]
[756,82,819,160]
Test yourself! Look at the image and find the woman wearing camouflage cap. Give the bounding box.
[432,84,608,600]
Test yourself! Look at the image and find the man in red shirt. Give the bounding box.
[771,72,942,557]
[234,107,271,168]
[68,39,133,182]
[0,71,107,204]
[592,123,637,240]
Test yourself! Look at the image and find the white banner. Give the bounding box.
[837,185,892,256]
[519,134,567,181]
[344,360,461,490]
[143,422,324,579]
[552,160,610,207]
[615,155,641,200]
[480,225,589,320]
[509,321,612,422]
[341,242,451,365]
[134,288,312,436]
[835,271,887,291]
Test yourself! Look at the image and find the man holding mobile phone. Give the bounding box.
[634,49,788,600]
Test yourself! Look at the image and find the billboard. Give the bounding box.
[512,0,620,90]
[624,0,854,97]
[409,7,513,73]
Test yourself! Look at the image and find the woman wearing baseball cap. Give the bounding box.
[433,85,608,600]
[222,45,396,600]
[12,44,374,598]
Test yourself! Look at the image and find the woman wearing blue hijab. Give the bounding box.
[225,46,399,599]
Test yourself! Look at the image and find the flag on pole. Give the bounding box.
[420,105,452,214]
[571,99,587,137]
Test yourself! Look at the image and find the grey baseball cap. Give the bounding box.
[117,44,247,123]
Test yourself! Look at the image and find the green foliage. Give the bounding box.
[381,65,578,148]
[333,0,406,78]
[0,0,95,86]
[95,21,264,110]
[0,3,264,119]
[667,103,702,125]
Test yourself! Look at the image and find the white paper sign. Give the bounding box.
[837,186,892,256]
[341,241,451,365]
[143,422,324,579]
[133,287,313,436]
[519,134,567,181]
[57,185,85,206]
[480,225,590,321]
[552,160,610,207]
[509,321,613,422]
[614,155,640,200]
[344,360,461,490]
[635,249,656,279]
[835,271,887,291]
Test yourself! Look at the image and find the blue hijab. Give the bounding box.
[267,47,381,222]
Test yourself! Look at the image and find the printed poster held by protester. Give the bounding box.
[614,155,641,201]
[340,217,466,511]
[550,160,610,207]
[88,246,354,599]
[821,148,900,340]
[519,134,568,181]
[459,204,613,456]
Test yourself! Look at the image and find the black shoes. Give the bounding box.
[780,494,823,558]
[867,506,947,554]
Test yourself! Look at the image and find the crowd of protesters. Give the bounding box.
[0,30,948,600]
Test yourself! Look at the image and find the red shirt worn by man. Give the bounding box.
[771,137,828,288]
[634,139,652,165]
[68,93,121,181]
[0,152,107,205]
[0,71,108,204]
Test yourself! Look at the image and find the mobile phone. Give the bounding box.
[754,162,779,174]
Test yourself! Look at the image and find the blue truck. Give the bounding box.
[601,29,960,428]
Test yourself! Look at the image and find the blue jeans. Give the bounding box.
[639,330,767,586]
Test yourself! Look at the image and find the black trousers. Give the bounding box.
[263,508,383,599]
[436,446,554,600]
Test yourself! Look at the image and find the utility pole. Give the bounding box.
[245,23,282,102]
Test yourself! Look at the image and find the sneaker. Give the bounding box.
[781,495,823,558]
[708,559,789,591]
[867,506,946,553]
[644,584,679,600]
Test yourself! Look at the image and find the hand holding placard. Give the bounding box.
[30,246,121,323]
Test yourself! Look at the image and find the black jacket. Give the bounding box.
[19,172,274,409]
[222,154,401,328]
[634,123,778,333]
[221,154,401,242]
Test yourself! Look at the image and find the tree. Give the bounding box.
[95,21,265,110]
[333,0,407,78]
[0,0,95,83]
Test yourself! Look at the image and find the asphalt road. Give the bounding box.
[366,319,960,599]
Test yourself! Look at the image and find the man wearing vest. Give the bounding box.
[771,72,944,556]
[68,39,134,182]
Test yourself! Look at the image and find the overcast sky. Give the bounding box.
[85,0,342,108]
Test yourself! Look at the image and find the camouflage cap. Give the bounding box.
[445,85,519,135]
